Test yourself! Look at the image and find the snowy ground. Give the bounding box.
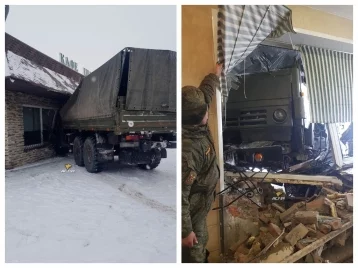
[5,150,176,263]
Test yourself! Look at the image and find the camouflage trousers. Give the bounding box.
[182,192,214,263]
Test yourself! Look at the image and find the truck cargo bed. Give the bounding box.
[60,47,176,132]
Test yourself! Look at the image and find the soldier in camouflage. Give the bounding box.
[182,64,222,263]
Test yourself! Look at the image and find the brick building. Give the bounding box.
[5,33,83,169]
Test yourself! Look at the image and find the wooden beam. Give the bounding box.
[327,124,343,169]
[280,221,353,263]
[225,172,343,186]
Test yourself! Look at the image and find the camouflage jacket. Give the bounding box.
[182,73,220,238]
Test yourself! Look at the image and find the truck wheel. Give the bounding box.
[73,136,84,166]
[138,150,161,170]
[83,136,102,173]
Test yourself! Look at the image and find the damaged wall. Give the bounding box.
[182,5,221,262]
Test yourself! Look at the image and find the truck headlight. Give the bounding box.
[273,109,287,123]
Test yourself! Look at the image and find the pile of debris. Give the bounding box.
[228,190,353,263]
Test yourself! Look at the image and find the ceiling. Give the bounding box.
[276,32,352,53]
[307,5,353,20]
[266,33,353,53]
[265,5,353,53]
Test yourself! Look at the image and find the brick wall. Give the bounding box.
[5,90,64,169]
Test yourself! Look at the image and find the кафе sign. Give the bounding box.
[59,53,90,76]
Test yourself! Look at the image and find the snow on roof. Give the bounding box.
[6,50,79,94]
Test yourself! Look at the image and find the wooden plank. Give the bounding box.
[327,123,343,169]
[324,198,338,217]
[225,172,342,186]
[280,221,353,263]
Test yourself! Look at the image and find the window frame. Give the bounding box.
[22,105,58,150]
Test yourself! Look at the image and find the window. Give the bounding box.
[23,106,56,147]
[42,109,56,142]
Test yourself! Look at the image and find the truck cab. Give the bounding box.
[223,65,326,171]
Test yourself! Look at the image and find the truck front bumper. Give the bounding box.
[234,145,283,168]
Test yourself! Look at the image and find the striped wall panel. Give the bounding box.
[300,45,353,123]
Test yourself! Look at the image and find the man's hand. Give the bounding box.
[182,231,198,248]
[215,62,223,77]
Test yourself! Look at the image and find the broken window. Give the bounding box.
[42,109,55,142]
[22,106,56,147]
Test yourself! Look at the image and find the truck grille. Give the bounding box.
[239,109,267,126]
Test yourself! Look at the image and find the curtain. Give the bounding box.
[300,45,353,123]
[217,5,295,102]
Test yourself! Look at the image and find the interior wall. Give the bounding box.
[288,5,353,42]
[182,5,221,263]
[182,4,353,263]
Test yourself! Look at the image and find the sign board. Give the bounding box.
[59,53,91,76]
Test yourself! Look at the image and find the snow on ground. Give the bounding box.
[5,150,177,263]
[6,50,79,94]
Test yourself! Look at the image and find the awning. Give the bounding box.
[217,5,295,100]
[300,45,353,123]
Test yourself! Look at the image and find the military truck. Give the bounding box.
[57,47,176,173]
[223,45,328,171]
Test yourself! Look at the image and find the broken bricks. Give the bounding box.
[260,243,294,263]
[296,237,318,250]
[259,214,270,224]
[317,215,342,231]
[227,185,352,263]
[336,199,347,210]
[345,193,353,212]
[306,196,330,215]
[318,224,332,234]
[306,226,317,237]
[272,203,286,213]
[284,222,292,228]
[260,232,275,247]
[284,223,309,246]
[280,201,305,223]
[294,211,319,225]
[333,231,347,247]
[268,223,282,237]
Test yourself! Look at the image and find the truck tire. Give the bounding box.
[138,149,161,170]
[83,136,102,173]
[73,136,84,166]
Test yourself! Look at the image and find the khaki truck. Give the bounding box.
[56,47,176,173]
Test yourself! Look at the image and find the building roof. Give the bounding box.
[5,33,83,96]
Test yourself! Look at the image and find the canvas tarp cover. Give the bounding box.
[60,50,123,121]
[125,49,176,112]
[217,5,295,102]
[229,44,301,90]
